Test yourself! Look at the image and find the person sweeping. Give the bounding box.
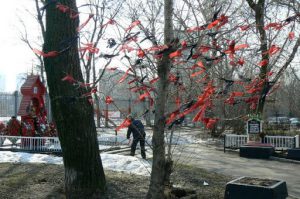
[126,114,146,159]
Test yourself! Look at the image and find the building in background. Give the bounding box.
[0,74,6,92]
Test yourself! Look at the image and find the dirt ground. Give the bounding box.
[0,162,231,199]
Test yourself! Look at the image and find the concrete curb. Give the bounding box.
[270,156,300,165]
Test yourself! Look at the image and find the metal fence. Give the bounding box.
[224,134,300,151]
[0,91,52,121]
[0,135,61,152]
[0,135,131,153]
[262,135,300,150]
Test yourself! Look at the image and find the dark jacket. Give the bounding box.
[127,119,145,139]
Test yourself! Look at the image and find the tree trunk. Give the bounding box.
[146,0,174,198]
[93,93,101,128]
[144,100,152,126]
[246,0,268,116]
[254,0,268,115]
[43,1,106,198]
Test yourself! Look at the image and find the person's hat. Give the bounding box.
[127,114,133,119]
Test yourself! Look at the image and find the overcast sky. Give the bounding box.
[0,0,128,92]
[0,0,39,92]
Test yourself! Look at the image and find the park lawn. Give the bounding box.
[0,162,231,199]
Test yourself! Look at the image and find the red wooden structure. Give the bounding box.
[17,75,47,137]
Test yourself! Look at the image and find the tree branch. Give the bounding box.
[273,36,300,84]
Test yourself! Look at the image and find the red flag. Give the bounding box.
[216,15,229,29]
[181,40,187,49]
[186,26,205,33]
[69,10,79,19]
[154,54,163,59]
[118,69,132,83]
[265,45,280,56]
[77,14,94,32]
[239,25,250,31]
[32,49,59,58]
[179,97,205,118]
[147,45,168,52]
[126,20,141,32]
[130,86,148,93]
[128,78,139,84]
[168,73,178,83]
[137,49,145,58]
[263,22,283,30]
[288,32,295,40]
[56,3,70,13]
[150,77,160,84]
[232,92,244,97]
[120,44,135,53]
[79,82,93,87]
[139,91,150,101]
[191,70,205,77]
[237,58,245,66]
[205,118,218,129]
[79,43,99,54]
[107,67,118,71]
[116,118,131,132]
[234,44,249,50]
[228,40,236,54]
[166,112,179,125]
[105,96,114,104]
[207,19,219,30]
[225,96,235,105]
[102,19,116,28]
[199,45,211,53]
[61,74,76,83]
[88,97,93,105]
[169,50,182,59]
[138,91,154,106]
[258,59,268,67]
[192,105,206,122]
[81,87,97,97]
[196,61,205,69]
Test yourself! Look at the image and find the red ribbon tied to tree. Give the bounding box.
[169,50,182,59]
[125,20,141,32]
[61,74,76,84]
[105,96,114,104]
[33,49,59,58]
[258,59,269,67]
[116,118,131,132]
[77,14,94,32]
[288,32,295,40]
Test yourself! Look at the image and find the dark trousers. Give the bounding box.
[131,138,146,159]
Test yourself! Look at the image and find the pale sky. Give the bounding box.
[0,0,131,92]
[1,0,299,92]
[0,0,39,92]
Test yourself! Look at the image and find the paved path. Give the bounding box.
[173,143,300,198]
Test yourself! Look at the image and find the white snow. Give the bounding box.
[0,151,151,176]
[0,126,208,178]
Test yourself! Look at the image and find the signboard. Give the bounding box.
[247,119,262,134]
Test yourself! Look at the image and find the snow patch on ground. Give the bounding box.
[0,151,151,176]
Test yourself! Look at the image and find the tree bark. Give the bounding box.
[246,0,268,115]
[43,1,106,198]
[146,0,174,198]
